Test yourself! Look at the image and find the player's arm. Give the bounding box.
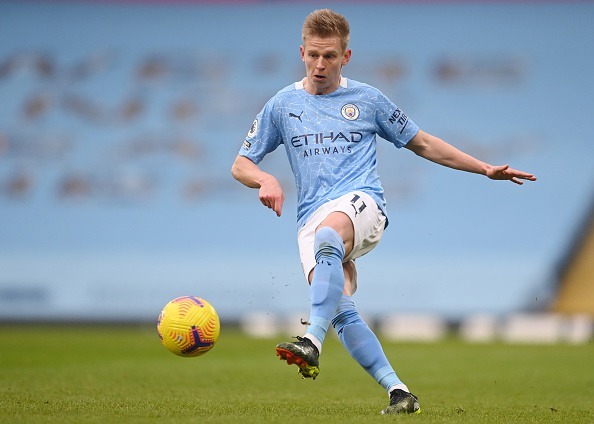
[231,155,285,217]
[405,130,537,185]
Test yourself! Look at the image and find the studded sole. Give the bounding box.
[275,347,320,380]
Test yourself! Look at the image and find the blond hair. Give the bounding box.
[302,9,350,53]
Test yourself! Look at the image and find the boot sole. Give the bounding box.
[275,347,320,380]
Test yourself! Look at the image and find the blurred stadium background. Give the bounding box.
[0,0,592,343]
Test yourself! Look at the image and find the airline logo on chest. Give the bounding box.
[290,131,362,147]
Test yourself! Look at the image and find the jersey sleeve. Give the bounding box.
[374,90,419,148]
[238,98,283,164]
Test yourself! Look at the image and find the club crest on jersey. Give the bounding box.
[247,119,258,138]
[341,103,360,121]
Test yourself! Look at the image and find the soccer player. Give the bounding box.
[231,9,536,414]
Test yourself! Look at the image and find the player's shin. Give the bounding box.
[332,295,404,392]
[304,227,345,351]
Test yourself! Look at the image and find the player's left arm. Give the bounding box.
[405,130,537,185]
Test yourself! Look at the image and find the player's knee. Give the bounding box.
[336,294,355,315]
[314,226,345,260]
[332,295,362,332]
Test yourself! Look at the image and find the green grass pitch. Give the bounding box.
[0,324,592,423]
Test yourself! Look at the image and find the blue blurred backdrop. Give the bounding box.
[0,1,592,321]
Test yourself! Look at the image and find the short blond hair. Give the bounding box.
[302,9,350,53]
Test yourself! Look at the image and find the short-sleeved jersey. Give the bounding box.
[239,77,419,228]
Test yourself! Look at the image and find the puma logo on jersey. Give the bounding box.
[289,111,303,122]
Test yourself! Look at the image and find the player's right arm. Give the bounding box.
[231,155,285,217]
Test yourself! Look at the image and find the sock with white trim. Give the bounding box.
[304,226,345,350]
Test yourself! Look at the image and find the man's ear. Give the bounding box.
[342,49,352,66]
[300,45,305,62]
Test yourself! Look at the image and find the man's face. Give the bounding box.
[300,36,351,95]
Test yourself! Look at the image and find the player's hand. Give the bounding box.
[486,164,537,185]
[258,175,285,217]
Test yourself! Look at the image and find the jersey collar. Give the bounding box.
[295,76,348,91]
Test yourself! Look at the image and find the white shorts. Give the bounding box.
[297,191,386,294]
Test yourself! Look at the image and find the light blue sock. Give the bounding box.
[332,295,403,392]
[305,227,345,347]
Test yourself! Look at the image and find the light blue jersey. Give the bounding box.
[239,77,419,228]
